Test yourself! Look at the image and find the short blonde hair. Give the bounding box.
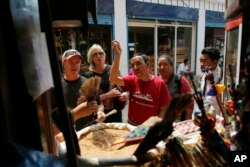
[87,44,105,70]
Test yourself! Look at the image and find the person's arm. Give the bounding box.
[55,102,102,141]
[95,104,106,122]
[109,40,125,86]
[100,88,121,100]
[118,91,129,102]
[158,104,168,118]
[71,101,97,121]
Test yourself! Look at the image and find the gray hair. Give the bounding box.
[133,53,148,63]
[158,54,173,66]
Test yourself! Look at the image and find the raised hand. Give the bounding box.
[112,40,122,56]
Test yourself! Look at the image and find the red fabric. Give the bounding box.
[128,68,135,75]
[180,76,191,93]
[123,75,171,125]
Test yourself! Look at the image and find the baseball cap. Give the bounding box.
[62,49,83,61]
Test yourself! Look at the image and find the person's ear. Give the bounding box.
[145,62,150,68]
[212,59,218,64]
[62,61,65,68]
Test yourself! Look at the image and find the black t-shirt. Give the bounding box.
[83,65,112,94]
[83,65,125,122]
[61,76,87,109]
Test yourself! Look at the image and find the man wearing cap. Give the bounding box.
[60,49,105,131]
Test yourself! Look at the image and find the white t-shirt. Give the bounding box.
[200,65,223,114]
[177,63,186,74]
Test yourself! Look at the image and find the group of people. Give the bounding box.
[57,39,222,132]
[59,45,127,132]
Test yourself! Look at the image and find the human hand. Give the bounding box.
[86,100,98,114]
[71,100,98,121]
[118,92,128,102]
[106,88,121,98]
[96,111,106,122]
[112,40,122,56]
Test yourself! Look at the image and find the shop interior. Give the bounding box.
[53,25,112,74]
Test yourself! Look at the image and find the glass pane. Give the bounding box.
[158,26,174,56]
[224,28,239,87]
[158,26,192,73]
[128,27,154,72]
[53,25,112,74]
[176,27,192,72]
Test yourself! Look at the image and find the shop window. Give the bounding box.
[176,27,192,69]
[53,25,112,74]
[158,27,174,56]
[205,27,225,54]
[158,26,192,72]
[128,21,193,74]
[225,28,239,87]
[128,27,154,72]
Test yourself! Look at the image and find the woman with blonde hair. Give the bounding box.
[84,44,127,122]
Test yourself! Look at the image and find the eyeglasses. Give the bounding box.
[92,52,104,57]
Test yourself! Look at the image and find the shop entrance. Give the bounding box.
[128,20,194,74]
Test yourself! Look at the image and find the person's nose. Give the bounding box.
[159,65,164,69]
[200,61,204,66]
[133,65,138,70]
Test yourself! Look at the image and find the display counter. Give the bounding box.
[56,119,229,167]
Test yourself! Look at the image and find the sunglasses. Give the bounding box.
[92,52,104,57]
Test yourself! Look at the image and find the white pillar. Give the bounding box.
[114,0,128,75]
[196,9,206,76]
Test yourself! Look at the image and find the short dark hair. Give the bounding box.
[201,47,220,61]
[184,58,189,63]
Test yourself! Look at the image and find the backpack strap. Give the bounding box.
[174,74,182,94]
[174,74,187,121]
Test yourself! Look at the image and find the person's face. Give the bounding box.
[184,60,190,66]
[147,55,154,72]
[157,58,173,78]
[91,48,105,66]
[63,56,82,75]
[200,54,217,71]
[130,56,148,78]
